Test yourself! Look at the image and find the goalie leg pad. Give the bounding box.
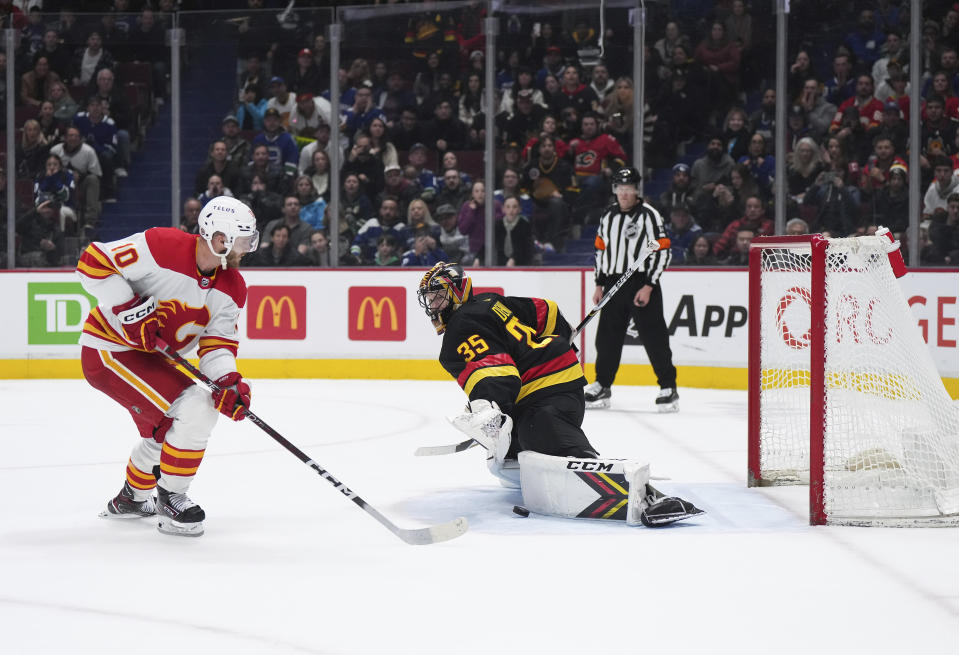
[518,451,650,521]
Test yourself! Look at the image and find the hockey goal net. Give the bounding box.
[747,234,959,526]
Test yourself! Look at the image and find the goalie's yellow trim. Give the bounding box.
[462,365,521,396]
[543,299,559,336]
[597,472,629,495]
[517,366,584,401]
[603,499,629,519]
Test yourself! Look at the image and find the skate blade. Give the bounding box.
[585,398,610,409]
[99,509,155,519]
[99,501,156,519]
[656,401,679,413]
[157,517,204,537]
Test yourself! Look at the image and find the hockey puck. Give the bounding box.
[512,505,530,517]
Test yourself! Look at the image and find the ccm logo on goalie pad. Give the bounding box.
[566,460,615,472]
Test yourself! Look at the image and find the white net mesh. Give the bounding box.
[756,235,959,526]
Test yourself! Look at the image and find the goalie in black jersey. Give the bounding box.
[417,261,705,527]
[417,261,599,464]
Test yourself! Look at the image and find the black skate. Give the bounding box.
[100,481,156,519]
[584,382,611,409]
[156,486,206,537]
[655,388,679,413]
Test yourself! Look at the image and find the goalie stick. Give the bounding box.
[157,341,468,546]
[414,437,478,457]
[568,237,670,344]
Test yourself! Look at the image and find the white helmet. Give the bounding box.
[198,196,259,268]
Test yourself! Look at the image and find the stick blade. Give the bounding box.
[414,439,478,456]
[396,516,469,545]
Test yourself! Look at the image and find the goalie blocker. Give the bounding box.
[519,451,704,527]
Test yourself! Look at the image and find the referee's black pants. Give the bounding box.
[594,275,677,390]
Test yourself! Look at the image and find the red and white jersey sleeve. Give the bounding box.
[77,227,247,381]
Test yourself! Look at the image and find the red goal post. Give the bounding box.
[747,234,959,526]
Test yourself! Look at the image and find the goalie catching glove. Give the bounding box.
[449,399,518,487]
[112,295,160,351]
[450,399,513,464]
[212,372,251,421]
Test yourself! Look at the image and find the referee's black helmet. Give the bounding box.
[612,166,642,190]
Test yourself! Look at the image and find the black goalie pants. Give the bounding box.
[594,275,677,390]
[509,388,598,459]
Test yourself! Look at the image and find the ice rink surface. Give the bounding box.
[2,378,958,654]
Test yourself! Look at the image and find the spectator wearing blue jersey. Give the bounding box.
[35,153,76,209]
[737,133,775,195]
[350,196,408,264]
[343,83,386,140]
[665,205,702,265]
[824,53,855,106]
[252,108,298,180]
[844,9,886,69]
[73,97,117,201]
[294,174,327,231]
[401,226,448,267]
[237,84,268,132]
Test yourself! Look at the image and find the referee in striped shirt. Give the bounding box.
[584,167,679,412]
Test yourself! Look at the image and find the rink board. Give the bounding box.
[1,267,956,396]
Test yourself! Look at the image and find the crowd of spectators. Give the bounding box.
[8,2,959,269]
[189,2,666,268]
[5,3,168,268]
[652,1,959,266]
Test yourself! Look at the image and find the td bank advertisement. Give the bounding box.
[3,268,957,383]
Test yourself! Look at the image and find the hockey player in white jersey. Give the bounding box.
[78,196,258,537]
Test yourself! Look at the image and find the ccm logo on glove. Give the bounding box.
[112,295,160,351]
[213,372,251,421]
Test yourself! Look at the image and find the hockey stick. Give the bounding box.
[157,341,468,546]
[568,237,670,344]
[414,438,479,457]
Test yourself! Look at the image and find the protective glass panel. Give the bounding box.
[177,6,333,267]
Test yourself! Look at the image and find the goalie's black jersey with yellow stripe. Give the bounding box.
[438,293,586,414]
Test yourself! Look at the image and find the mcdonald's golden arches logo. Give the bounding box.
[348,287,406,341]
[247,286,306,340]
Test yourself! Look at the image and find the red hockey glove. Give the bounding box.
[112,295,160,351]
[213,372,251,421]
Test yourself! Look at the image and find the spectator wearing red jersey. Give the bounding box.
[712,195,773,259]
[829,74,884,135]
[568,113,627,220]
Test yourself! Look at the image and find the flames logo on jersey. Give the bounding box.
[575,151,597,168]
[155,299,211,349]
